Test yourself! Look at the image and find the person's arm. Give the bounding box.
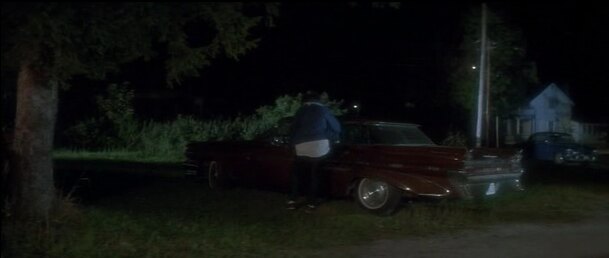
[324,109,341,141]
[289,109,304,145]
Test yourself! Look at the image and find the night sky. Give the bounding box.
[57,2,609,138]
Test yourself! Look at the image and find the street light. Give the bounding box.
[475,2,487,148]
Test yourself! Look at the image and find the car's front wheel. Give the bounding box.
[354,178,401,216]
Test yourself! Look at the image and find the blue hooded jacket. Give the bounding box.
[289,102,341,145]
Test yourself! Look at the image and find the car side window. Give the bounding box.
[257,118,292,140]
[369,126,404,144]
[342,124,368,144]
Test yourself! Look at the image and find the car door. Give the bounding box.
[245,120,295,191]
[249,139,294,191]
[322,123,368,196]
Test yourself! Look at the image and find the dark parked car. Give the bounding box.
[184,119,524,215]
[522,132,598,166]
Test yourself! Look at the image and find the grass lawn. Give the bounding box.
[3,156,609,258]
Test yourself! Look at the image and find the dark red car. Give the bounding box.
[184,119,524,215]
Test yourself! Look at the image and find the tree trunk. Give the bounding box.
[11,62,58,220]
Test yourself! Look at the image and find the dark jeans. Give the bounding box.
[289,155,327,205]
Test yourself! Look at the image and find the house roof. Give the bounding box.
[529,83,574,107]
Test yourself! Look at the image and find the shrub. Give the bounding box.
[62,117,107,149]
[441,131,468,147]
[64,82,139,149]
[61,91,346,161]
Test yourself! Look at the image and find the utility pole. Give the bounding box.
[486,41,491,147]
[475,2,487,148]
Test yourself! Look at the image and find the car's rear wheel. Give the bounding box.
[354,178,401,216]
[207,161,227,189]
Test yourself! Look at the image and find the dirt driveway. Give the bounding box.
[314,210,609,258]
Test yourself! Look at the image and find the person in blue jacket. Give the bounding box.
[286,91,341,212]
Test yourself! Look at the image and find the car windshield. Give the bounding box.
[532,133,575,144]
[368,125,435,145]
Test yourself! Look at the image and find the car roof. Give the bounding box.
[279,116,420,127]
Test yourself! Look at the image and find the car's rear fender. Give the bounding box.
[351,168,452,198]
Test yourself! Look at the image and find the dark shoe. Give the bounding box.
[286,200,297,210]
[304,204,317,213]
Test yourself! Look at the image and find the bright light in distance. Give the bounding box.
[353,105,359,109]
[472,66,477,70]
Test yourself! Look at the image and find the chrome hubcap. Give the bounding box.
[358,178,389,209]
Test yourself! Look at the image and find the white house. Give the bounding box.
[504,83,607,147]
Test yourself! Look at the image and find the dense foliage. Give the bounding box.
[447,4,539,117]
[1,3,277,87]
[63,90,346,160]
